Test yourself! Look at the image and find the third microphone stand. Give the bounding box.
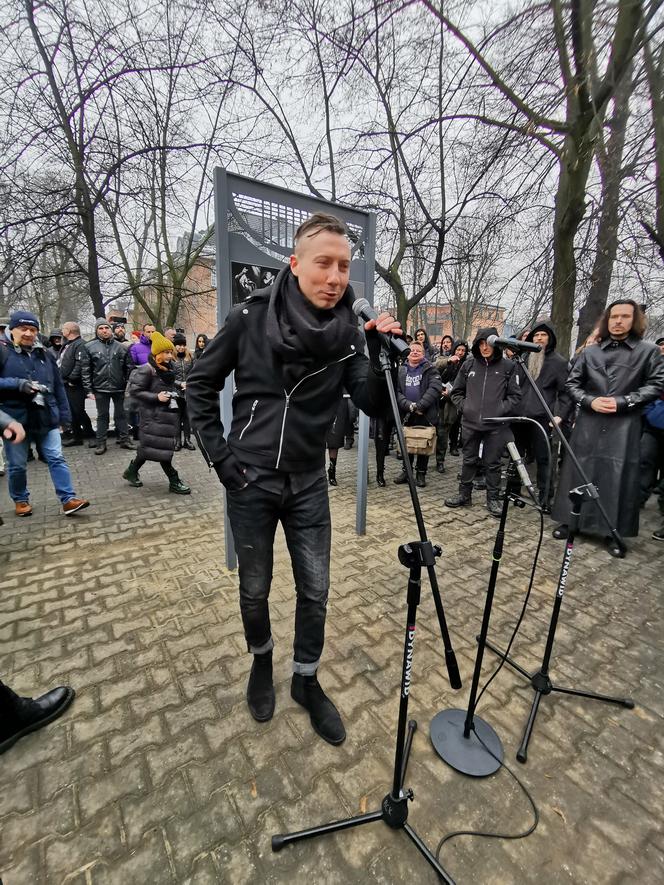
[479,349,634,763]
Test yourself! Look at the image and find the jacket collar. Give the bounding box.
[600,333,638,351]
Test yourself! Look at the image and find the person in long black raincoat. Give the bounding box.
[551,299,664,557]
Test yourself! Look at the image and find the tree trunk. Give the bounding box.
[551,129,595,356]
[576,66,633,347]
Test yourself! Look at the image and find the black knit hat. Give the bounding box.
[173,333,187,346]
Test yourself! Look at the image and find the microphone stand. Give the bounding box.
[272,342,461,882]
[431,460,529,776]
[477,352,634,763]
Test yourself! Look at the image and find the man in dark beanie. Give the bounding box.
[187,212,402,745]
[82,318,135,455]
[552,300,664,556]
[507,319,571,511]
[0,311,90,516]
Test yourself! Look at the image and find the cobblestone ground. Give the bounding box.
[0,440,662,884]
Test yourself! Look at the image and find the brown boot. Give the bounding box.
[15,502,32,517]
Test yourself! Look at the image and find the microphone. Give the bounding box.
[352,298,411,358]
[506,441,539,504]
[487,335,541,353]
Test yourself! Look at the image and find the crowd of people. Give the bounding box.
[0,312,211,514]
[340,307,663,557]
[1,211,663,758]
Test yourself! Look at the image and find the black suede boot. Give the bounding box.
[246,652,275,722]
[291,673,346,745]
[416,470,427,488]
[0,681,75,754]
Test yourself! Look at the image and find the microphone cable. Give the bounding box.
[434,728,540,869]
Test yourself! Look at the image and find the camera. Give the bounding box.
[30,382,51,407]
[163,391,181,410]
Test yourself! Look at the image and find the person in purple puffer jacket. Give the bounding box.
[129,323,155,366]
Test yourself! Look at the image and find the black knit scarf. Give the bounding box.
[266,268,361,389]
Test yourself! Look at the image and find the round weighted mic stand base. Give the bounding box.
[430,709,503,777]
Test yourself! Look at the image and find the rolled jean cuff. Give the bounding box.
[292,658,319,676]
[248,637,274,655]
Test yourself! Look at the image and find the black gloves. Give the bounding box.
[213,453,247,491]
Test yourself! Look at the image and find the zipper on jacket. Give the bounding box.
[239,399,259,440]
[479,359,489,423]
[193,429,214,472]
[274,352,355,470]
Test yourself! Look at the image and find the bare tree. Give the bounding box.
[422,0,652,353]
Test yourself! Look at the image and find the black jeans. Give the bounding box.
[227,474,331,675]
[460,426,508,496]
[177,399,191,440]
[374,416,393,473]
[95,391,129,442]
[65,385,94,440]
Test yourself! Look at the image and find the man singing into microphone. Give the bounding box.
[187,212,401,745]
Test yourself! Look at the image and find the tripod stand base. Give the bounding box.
[430,709,503,777]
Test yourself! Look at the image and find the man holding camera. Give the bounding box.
[0,311,89,517]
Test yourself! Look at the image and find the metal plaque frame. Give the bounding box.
[213,169,376,568]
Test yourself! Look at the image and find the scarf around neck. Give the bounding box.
[266,267,362,388]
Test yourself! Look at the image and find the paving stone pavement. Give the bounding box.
[0,441,662,884]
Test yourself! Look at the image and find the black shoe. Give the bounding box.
[486,497,502,518]
[94,443,107,455]
[376,472,386,487]
[445,492,472,508]
[605,537,626,559]
[62,438,84,447]
[449,448,459,457]
[436,462,446,474]
[343,438,353,450]
[183,438,196,451]
[246,652,275,722]
[416,470,427,488]
[552,524,568,540]
[393,470,408,485]
[174,441,182,452]
[118,438,136,450]
[291,673,346,745]
[652,525,664,542]
[0,683,75,754]
[327,463,337,487]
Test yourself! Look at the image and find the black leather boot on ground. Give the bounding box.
[246,652,275,722]
[291,673,346,745]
